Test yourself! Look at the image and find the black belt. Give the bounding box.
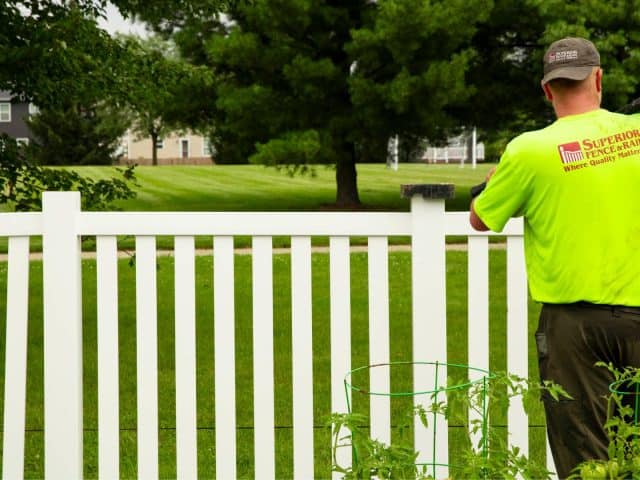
[575,301,640,315]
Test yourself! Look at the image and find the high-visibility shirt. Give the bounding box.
[474,109,640,305]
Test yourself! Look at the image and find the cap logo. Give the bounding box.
[548,50,578,63]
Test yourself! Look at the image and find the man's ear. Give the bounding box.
[542,82,553,102]
[595,68,602,93]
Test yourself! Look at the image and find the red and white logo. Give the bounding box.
[558,142,584,163]
[548,50,578,63]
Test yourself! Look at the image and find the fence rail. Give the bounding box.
[0,189,554,479]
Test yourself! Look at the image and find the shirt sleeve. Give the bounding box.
[473,139,532,233]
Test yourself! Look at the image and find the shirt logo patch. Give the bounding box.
[558,142,584,163]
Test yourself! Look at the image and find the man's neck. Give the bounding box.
[553,96,601,119]
[554,104,600,118]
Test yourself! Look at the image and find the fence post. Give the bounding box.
[42,192,83,479]
[401,184,454,478]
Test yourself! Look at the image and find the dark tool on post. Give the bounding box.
[469,97,640,200]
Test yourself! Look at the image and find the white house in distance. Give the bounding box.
[118,130,215,165]
[420,131,485,164]
[388,130,485,168]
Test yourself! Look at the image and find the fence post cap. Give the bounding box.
[400,184,455,199]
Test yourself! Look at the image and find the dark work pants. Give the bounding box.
[536,303,640,479]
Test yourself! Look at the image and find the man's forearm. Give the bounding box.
[469,199,490,231]
[469,168,495,231]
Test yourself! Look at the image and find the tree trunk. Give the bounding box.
[150,131,158,166]
[335,142,361,207]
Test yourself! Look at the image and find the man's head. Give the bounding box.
[541,37,600,85]
[541,37,603,116]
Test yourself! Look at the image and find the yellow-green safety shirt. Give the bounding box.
[474,109,640,305]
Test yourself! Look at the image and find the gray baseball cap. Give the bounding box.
[542,37,600,85]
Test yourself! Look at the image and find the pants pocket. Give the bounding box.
[535,331,548,359]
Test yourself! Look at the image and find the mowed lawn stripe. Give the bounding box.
[64,164,493,212]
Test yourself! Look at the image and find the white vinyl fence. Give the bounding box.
[0,188,554,479]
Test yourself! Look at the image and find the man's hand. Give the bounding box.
[469,166,496,231]
[470,166,498,199]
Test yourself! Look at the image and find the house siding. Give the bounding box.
[0,100,32,139]
[119,131,214,165]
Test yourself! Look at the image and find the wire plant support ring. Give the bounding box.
[342,360,495,479]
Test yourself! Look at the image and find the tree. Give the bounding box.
[120,35,211,165]
[114,0,491,206]
[26,102,129,166]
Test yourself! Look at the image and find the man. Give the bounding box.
[469,37,640,478]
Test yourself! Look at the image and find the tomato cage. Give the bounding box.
[609,378,640,426]
[339,361,495,479]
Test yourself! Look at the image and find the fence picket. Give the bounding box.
[367,237,391,446]
[174,236,198,479]
[136,236,159,479]
[507,236,529,459]
[42,192,83,479]
[252,236,275,480]
[410,196,448,478]
[2,237,30,480]
[467,236,490,449]
[291,236,314,479]
[330,236,351,479]
[96,236,120,480]
[214,236,237,479]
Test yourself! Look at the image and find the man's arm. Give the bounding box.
[469,167,495,231]
[470,199,489,231]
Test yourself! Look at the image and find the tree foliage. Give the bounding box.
[464,0,640,143]
[0,134,136,211]
[0,1,130,108]
[25,102,129,166]
[122,37,178,167]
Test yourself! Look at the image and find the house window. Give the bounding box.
[181,139,189,159]
[0,103,11,122]
[155,138,164,149]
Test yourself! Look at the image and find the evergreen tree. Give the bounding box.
[26,102,129,166]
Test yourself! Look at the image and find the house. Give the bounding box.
[0,93,214,166]
[419,131,485,164]
[387,130,485,168]
[0,90,38,145]
[118,130,215,165]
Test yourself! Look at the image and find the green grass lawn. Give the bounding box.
[73,163,493,212]
[0,248,546,479]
